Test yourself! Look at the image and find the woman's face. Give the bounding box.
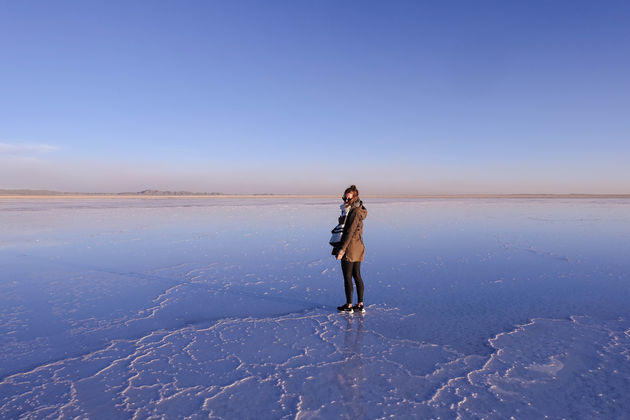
[343,192,354,204]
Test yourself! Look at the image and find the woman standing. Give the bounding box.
[335,185,368,313]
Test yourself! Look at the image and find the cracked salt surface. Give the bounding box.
[1,308,629,419]
[1,198,630,418]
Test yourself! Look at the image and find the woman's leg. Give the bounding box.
[341,260,354,305]
[352,262,364,303]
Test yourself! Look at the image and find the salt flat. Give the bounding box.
[1,198,629,418]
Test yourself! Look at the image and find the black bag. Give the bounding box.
[329,210,348,253]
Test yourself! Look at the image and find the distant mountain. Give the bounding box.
[121,190,225,196]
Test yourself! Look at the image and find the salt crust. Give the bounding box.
[1,307,628,419]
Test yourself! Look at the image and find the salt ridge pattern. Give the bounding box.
[1,306,628,419]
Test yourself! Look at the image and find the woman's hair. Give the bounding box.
[344,185,359,197]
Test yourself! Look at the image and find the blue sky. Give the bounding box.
[1,1,629,194]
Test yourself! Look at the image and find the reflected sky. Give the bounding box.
[1,198,629,375]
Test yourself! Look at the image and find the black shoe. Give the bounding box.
[353,304,366,313]
[337,304,354,313]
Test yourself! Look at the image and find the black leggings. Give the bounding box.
[341,260,364,305]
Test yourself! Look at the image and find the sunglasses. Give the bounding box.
[342,196,352,202]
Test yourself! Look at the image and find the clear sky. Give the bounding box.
[1,1,629,194]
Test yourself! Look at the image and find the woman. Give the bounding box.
[335,185,368,313]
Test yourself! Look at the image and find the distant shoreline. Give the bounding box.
[2,194,629,199]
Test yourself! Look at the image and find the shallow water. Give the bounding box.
[1,198,629,418]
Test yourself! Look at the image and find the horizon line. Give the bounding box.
[1,189,630,200]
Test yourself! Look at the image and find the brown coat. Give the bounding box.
[338,200,368,262]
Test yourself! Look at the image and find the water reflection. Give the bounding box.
[1,198,629,370]
[336,314,366,418]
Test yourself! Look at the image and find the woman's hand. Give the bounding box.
[336,250,344,260]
